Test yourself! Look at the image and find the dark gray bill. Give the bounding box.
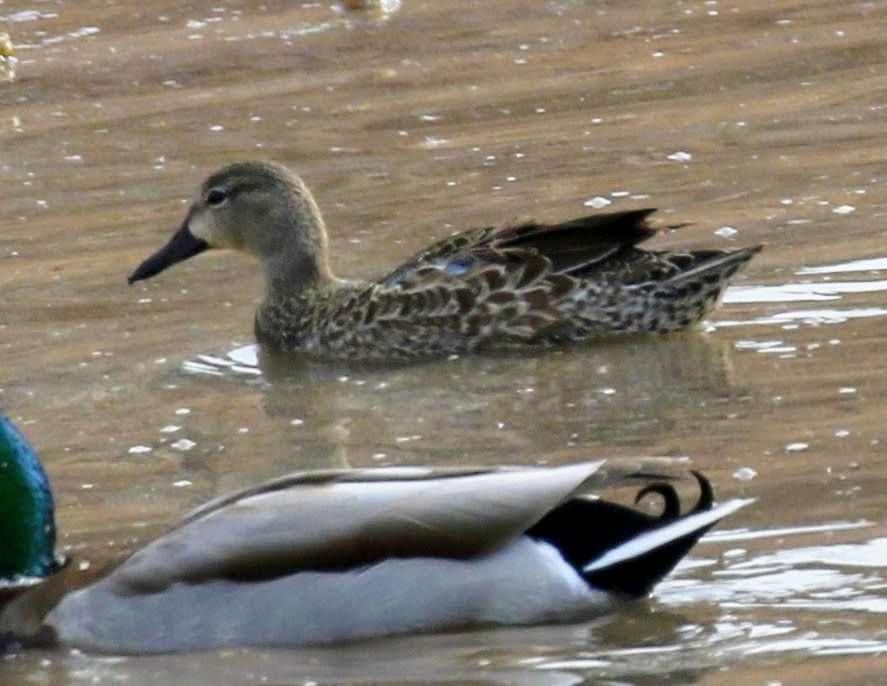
[128,222,208,284]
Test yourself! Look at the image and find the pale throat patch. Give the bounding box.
[188,214,215,244]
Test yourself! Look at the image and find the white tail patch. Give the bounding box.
[582,498,755,573]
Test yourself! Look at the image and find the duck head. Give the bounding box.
[128,161,334,293]
[0,414,61,583]
[0,413,66,639]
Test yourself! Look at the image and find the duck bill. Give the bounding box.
[128,222,208,284]
[0,558,73,640]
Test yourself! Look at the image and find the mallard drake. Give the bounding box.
[128,161,761,360]
[0,413,751,654]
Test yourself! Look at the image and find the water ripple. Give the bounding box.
[724,280,887,303]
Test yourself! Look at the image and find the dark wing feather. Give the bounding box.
[381,209,659,286]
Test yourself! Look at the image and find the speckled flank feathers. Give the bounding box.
[254,211,761,359]
[129,161,761,361]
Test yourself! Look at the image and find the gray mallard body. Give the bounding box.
[0,420,752,654]
[128,161,761,360]
[45,464,749,653]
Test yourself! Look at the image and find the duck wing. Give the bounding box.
[380,209,659,286]
[109,462,605,592]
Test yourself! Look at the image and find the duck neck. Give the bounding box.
[261,195,340,301]
[0,415,60,582]
[263,247,337,301]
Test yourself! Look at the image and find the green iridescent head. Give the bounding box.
[0,413,62,584]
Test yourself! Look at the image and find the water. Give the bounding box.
[1,0,885,683]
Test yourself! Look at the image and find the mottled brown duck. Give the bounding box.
[128,161,761,360]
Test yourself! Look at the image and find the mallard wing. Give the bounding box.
[110,462,606,592]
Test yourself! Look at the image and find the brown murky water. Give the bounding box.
[2,0,886,683]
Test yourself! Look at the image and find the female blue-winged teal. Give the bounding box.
[1,412,751,653]
[128,161,761,360]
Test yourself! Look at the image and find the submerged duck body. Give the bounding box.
[0,415,752,654]
[128,161,761,360]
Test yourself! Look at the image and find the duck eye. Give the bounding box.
[206,188,228,207]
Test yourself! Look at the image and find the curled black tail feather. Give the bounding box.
[691,470,713,512]
[528,473,716,598]
[633,483,681,520]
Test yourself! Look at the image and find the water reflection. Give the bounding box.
[725,280,887,303]
[797,257,887,275]
[662,534,885,613]
[716,306,887,328]
[178,332,744,472]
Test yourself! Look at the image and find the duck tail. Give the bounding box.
[663,245,762,289]
[640,245,761,330]
[527,473,752,598]
[580,475,753,597]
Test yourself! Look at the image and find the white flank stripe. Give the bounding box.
[582,499,755,573]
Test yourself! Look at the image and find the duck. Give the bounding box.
[127,161,761,360]
[0,412,752,654]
